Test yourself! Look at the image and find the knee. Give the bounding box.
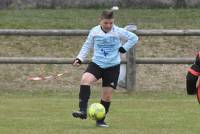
[80,73,94,85]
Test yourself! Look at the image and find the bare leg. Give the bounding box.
[72,72,97,119]
[96,87,112,127]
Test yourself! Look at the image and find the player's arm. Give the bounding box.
[186,52,200,95]
[73,30,94,66]
[118,28,139,53]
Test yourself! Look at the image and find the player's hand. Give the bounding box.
[73,58,82,66]
[119,47,126,53]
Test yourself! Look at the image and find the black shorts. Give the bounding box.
[85,62,120,89]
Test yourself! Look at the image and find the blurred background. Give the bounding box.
[0,0,199,92]
[1,1,200,134]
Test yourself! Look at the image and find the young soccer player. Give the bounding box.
[186,51,200,95]
[72,10,139,127]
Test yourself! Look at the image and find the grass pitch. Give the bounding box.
[0,90,200,134]
[0,8,200,29]
[0,8,199,134]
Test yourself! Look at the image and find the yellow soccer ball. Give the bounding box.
[87,103,106,120]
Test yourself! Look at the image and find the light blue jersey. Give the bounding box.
[77,25,139,68]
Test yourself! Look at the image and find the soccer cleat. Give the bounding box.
[72,110,87,119]
[96,120,109,128]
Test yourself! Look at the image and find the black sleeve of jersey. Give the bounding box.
[186,72,198,95]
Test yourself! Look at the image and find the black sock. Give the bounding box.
[79,85,91,112]
[100,100,111,122]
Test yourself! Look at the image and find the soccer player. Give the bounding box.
[186,51,200,95]
[72,10,139,127]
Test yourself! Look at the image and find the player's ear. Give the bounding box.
[98,17,103,24]
[98,17,101,22]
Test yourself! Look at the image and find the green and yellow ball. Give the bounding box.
[87,103,106,120]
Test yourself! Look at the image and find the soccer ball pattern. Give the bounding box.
[88,103,106,120]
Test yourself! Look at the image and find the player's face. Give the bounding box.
[100,19,114,33]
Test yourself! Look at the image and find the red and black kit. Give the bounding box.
[186,51,200,103]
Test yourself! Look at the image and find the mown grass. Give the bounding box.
[0,8,200,29]
[0,9,199,133]
[0,89,200,134]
